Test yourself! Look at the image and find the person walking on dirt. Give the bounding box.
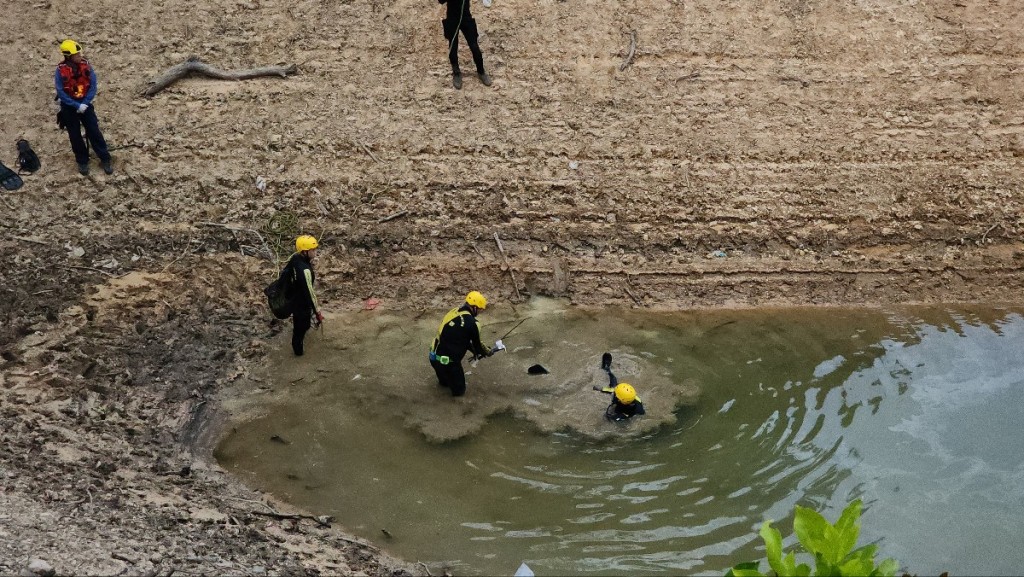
[288,235,324,356]
[55,39,113,176]
[438,0,492,90]
[429,291,496,396]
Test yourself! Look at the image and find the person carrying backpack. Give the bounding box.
[55,39,113,176]
[288,235,324,356]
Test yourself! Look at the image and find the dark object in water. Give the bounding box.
[601,352,612,371]
[269,434,291,445]
[527,364,549,375]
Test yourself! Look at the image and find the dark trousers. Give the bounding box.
[431,357,467,396]
[292,307,312,356]
[443,17,485,76]
[60,104,110,165]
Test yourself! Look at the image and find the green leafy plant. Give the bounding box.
[727,499,900,577]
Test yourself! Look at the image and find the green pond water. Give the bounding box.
[216,301,1024,576]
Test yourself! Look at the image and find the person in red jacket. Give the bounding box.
[55,39,113,176]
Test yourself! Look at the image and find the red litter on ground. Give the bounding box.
[364,298,381,310]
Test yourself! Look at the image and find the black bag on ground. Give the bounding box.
[16,139,41,174]
[264,262,295,319]
[0,161,23,191]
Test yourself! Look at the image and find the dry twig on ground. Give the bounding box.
[251,509,333,528]
[143,57,299,96]
[62,264,117,277]
[359,142,382,163]
[378,210,408,224]
[620,30,638,71]
[624,274,644,306]
[493,233,522,300]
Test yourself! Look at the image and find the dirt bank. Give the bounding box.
[2,0,1023,573]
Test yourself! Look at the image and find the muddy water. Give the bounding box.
[217,301,1024,576]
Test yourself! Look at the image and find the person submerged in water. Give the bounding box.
[593,352,645,421]
[597,382,646,421]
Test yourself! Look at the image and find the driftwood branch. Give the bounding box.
[251,510,333,528]
[144,57,299,96]
[493,233,522,300]
[377,210,408,224]
[620,30,637,72]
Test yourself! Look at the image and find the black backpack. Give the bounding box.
[0,161,23,191]
[16,140,41,174]
[264,262,296,319]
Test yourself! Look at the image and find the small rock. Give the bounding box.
[568,161,579,170]
[606,213,616,223]
[27,559,55,577]
[69,246,85,258]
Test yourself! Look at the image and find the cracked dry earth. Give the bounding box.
[2,0,1023,574]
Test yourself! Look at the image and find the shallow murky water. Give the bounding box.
[217,302,1024,576]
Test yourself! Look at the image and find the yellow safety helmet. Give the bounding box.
[295,235,319,252]
[465,291,487,310]
[60,39,82,56]
[614,383,637,404]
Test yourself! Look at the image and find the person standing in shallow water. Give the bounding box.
[429,291,496,396]
[438,0,492,90]
[54,39,113,176]
[288,235,323,356]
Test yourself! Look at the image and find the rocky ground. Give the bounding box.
[2,0,1023,573]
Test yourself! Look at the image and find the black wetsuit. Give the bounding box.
[430,304,490,396]
[287,253,320,356]
[605,397,646,422]
[439,0,486,76]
